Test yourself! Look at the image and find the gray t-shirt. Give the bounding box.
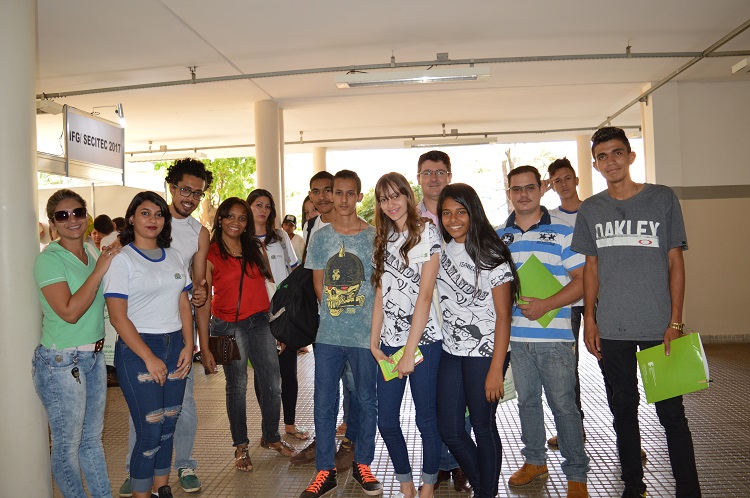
[305,223,376,348]
[572,184,688,341]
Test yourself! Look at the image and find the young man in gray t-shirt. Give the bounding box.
[572,127,700,498]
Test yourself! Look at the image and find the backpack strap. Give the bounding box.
[276,229,292,274]
[301,215,318,263]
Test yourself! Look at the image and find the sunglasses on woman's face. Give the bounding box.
[53,207,87,222]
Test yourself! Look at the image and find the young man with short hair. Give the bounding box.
[281,214,305,260]
[496,165,589,498]
[301,170,381,498]
[573,127,700,498]
[119,158,211,496]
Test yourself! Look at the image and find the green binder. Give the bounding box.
[636,333,710,404]
[516,254,563,328]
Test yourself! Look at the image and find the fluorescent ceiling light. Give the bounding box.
[336,66,490,88]
[405,137,497,148]
[127,152,207,163]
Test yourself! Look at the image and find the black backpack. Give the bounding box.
[269,217,320,349]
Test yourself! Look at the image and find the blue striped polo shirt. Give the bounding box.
[496,206,584,342]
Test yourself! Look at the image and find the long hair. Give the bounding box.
[246,189,280,247]
[120,191,172,248]
[371,173,423,287]
[211,197,271,280]
[437,183,519,303]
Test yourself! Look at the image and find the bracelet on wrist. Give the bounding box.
[669,322,685,335]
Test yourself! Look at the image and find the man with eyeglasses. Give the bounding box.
[119,158,212,496]
[496,165,589,497]
[417,150,453,225]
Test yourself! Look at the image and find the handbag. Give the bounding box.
[208,254,246,365]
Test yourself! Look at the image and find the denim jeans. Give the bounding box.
[213,312,283,446]
[571,305,585,420]
[313,343,377,471]
[32,345,111,498]
[125,366,198,472]
[510,341,589,483]
[115,331,187,494]
[437,352,508,498]
[600,339,701,497]
[378,341,443,485]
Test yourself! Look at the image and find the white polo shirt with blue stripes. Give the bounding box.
[495,206,584,342]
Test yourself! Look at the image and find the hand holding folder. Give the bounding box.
[378,346,424,382]
[636,333,710,403]
[516,254,564,328]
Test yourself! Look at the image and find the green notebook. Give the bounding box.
[516,254,564,328]
[378,346,424,382]
[636,333,710,404]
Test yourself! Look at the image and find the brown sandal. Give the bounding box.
[260,438,298,457]
[235,445,253,471]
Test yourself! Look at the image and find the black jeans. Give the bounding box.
[600,339,701,497]
[278,345,298,426]
[570,305,585,421]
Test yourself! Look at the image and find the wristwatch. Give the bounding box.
[669,322,685,334]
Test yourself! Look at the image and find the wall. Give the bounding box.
[642,80,750,341]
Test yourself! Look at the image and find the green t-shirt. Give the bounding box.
[34,241,105,349]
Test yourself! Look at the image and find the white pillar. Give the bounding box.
[278,107,286,219]
[313,147,327,173]
[0,2,52,496]
[576,134,594,200]
[254,100,283,214]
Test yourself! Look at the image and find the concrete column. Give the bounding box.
[278,107,286,219]
[0,2,52,496]
[576,134,594,200]
[254,100,282,213]
[313,147,327,173]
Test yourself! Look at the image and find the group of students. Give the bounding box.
[32,126,701,498]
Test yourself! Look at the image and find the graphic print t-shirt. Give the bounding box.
[305,224,376,348]
[436,241,514,357]
[378,223,442,348]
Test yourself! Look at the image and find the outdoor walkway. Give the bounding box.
[57,341,750,497]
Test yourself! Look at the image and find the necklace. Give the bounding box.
[227,246,242,257]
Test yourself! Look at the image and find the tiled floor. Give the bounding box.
[58,341,750,497]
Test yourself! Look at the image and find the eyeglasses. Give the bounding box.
[419,169,449,177]
[172,184,205,200]
[378,192,401,204]
[53,207,87,222]
[508,184,541,194]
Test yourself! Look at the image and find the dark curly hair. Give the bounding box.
[165,158,214,191]
[119,191,172,248]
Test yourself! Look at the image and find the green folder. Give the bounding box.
[636,333,710,404]
[378,346,424,382]
[516,254,564,328]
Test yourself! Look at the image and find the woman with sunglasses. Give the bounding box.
[197,197,295,473]
[103,191,194,498]
[32,189,120,498]
[370,173,443,498]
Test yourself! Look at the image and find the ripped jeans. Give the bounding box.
[115,331,187,494]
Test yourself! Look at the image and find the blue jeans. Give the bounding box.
[125,367,198,472]
[32,346,111,498]
[378,341,443,485]
[437,352,507,498]
[213,313,283,445]
[510,340,589,483]
[116,331,187,494]
[600,339,700,497]
[314,343,377,471]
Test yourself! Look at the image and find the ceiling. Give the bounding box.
[34,1,750,159]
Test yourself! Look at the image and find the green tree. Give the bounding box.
[155,157,256,227]
[357,183,423,225]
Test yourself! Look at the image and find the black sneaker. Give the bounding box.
[151,485,173,498]
[300,469,337,498]
[352,462,382,496]
[622,486,647,498]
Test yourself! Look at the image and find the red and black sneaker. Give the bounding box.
[299,468,337,498]
[352,462,382,496]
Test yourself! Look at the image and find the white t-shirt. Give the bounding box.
[378,223,442,347]
[170,215,203,274]
[103,244,192,334]
[289,233,305,261]
[258,229,298,283]
[436,241,514,357]
[100,230,119,248]
[549,206,583,307]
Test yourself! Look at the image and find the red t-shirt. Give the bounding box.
[207,243,269,322]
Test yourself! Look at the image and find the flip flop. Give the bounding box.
[235,445,253,472]
[285,425,310,440]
